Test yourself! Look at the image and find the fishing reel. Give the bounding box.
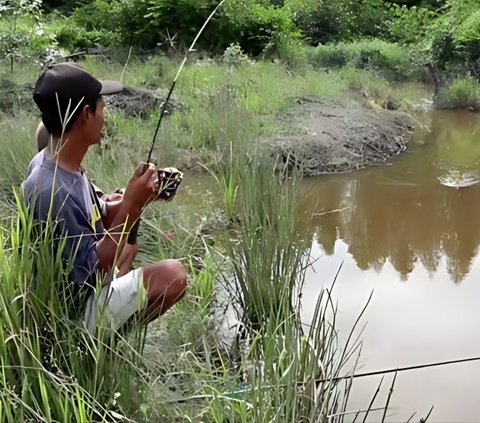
[156,167,183,200]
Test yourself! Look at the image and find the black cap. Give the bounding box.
[33,63,123,127]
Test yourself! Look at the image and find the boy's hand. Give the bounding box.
[101,192,123,202]
[123,163,158,210]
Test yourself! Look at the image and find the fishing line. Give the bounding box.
[146,0,227,164]
[166,355,480,404]
[313,355,480,384]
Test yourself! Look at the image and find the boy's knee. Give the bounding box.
[163,259,188,298]
[145,259,188,302]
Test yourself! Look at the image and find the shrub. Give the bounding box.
[42,0,85,12]
[407,0,480,70]
[222,43,252,68]
[224,0,298,56]
[435,76,480,110]
[311,39,413,81]
[48,0,298,55]
[285,0,389,44]
[388,4,438,44]
[0,3,59,69]
[67,0,150,48]
[452,8,480,62]
[276,38,310,70]
[51,16,121,50]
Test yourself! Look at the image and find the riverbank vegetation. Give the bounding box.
[0,124,365,421]
[2,0,480,108]
[0,0,475,421]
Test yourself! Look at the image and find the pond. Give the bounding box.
[299,110,480,422]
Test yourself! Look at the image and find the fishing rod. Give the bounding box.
[314,354,480,384]
[166,354,480,404]
[146,0,227,164]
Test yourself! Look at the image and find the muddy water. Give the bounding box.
[299,110,480,422]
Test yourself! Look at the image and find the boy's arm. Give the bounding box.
[95,164,157,274]
[101,197,124,230]
[115,243,138,277]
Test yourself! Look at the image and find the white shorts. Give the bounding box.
[84,267,147,334]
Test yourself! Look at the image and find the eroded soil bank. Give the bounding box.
[264,98,417,175]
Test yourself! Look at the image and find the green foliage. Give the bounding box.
[67,0,150,47]
[435,76,480,109]
[285,0,390,44]
[427,0,480,69]
[52,15,120,50]
[451,7,480,62]
[222,43,253,67]
[388,4,438,44]
[61,0,299,54]
[145,0,225,49]
[144,0,297,55]
[389,0,480,72]
[311,39,414,81]
[41,0,86,12]
[0,199,148,422]
[209,151,357,421]
[276,38,310,70]
[0,1,56,70]
[224,0,298,55]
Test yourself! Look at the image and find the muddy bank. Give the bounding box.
[0,79,180,119]
[264,98,416,175]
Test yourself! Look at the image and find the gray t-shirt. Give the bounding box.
[23,150,107,287]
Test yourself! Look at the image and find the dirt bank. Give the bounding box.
[264,98,417,175]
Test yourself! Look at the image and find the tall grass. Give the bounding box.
[0,196,241,422]
[435,76,480,110]
[0,198,150,422]
[207,151,357,422]
[310,39,415,82]
[0,114,37,218]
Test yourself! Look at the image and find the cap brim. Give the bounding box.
[99,80,124,95]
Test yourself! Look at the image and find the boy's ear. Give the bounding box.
[77,104,91,123]
[84,103,94,116]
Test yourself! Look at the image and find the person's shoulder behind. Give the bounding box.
[23,150,53,199]
[22,151,71,215]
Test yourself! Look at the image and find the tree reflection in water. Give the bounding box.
[297,110,480,284]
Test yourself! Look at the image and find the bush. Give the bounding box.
[388,4,438,44]
[143,0,298,55]
[51,16,121,50]
[222,43,252,67]
[403,0,480,71]
[276,39,310,70]
[452,8,480,62]
[285,0,390,44]
[0,16,60,69]
[42,0,86,12]
[145,0,227,50]
[311,39,414,81]
[224,0,298,56]
[435,76,480,110]
[66,0,151,48]
[62,0,296,55]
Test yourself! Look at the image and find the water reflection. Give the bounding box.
[299,110,480,422]
[298,110,480,283]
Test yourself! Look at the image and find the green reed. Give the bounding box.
[208,151,358,422]
[0,196,150,422]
